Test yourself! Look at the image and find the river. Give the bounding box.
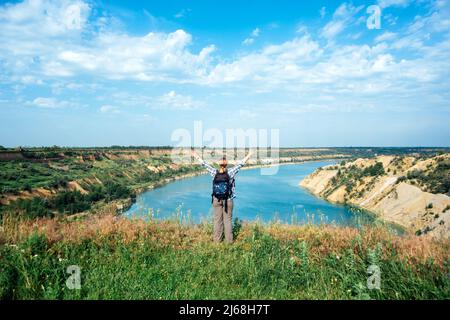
[124,161,377,226]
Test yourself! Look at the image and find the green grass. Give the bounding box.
[1,224,448,300]
[0,153,200,195]
[0,155,204,219]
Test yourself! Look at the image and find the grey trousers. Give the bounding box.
[212,197,234,243]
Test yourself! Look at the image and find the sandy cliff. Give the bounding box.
[300,155,450,239]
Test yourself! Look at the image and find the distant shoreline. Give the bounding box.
[134,158,342,195]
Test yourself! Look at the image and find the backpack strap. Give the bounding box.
[212,171,218,203]
[224,174,234,213]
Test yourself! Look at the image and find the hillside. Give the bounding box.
[300,154,450,239]
[0,212,448,299]
[0,147,352,219]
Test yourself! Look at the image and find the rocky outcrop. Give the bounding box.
[300,155,450,239]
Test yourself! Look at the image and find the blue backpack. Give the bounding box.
[212,171,233,212]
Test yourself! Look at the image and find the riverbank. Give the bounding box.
[300,154,450,239]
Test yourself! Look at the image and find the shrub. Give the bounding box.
[232,217,243,239]
[52,191,90,214]
[49,177,69,189]
[407,169,424,180]
[15,197,52,218]
[363,162,385,177]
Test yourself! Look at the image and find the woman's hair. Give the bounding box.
[219,156,228,168]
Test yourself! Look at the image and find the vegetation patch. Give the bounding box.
[0,215,448,300]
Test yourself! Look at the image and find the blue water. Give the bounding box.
[125,161,374,226]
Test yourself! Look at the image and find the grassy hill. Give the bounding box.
[0,213,448,300]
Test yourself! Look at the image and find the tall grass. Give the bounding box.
[0,214,448,300]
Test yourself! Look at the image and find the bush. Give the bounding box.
[1,186,19,195]
[87,182,134,202]
[103,182,134,201]
[232,217,243,239]
[49,177,69,189]
[52,191,90,214]
[363,162,385,177]
[11,191,91,218]
[407,169,425,180]
[15,197,52,218]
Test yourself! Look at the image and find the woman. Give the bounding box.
[192,150,253,242]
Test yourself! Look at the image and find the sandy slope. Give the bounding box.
[300,155,450,239]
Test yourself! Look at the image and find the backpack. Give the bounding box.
[211,170,234,212]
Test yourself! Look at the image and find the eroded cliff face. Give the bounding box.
[300,154,450,239]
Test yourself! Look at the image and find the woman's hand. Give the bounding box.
[242,150,253,164]
[191,149,201,161]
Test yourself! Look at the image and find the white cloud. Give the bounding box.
[242,38,254,45]
[238,109,257,119]
[242,28,260,45]
[157,91,203,110]
[321,20,346,39]
[1,0,450,116]
[295,24,308,34]
[55,29,215,81]
[208,35,323,84]
[251,28,260,37]
[378,0,412,9]
[100,105,120,114]
[320,6,326,18]
[19,75,44,85]
[0,1,215,83]
[320,3,364,39]
[29,97,74,108]
[0,0,90,36]
[174,8,190,19]
[375,32,397,43]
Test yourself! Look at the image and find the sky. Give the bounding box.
[0,0,449,147]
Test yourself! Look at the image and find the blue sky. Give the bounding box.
[0,0,449,147]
